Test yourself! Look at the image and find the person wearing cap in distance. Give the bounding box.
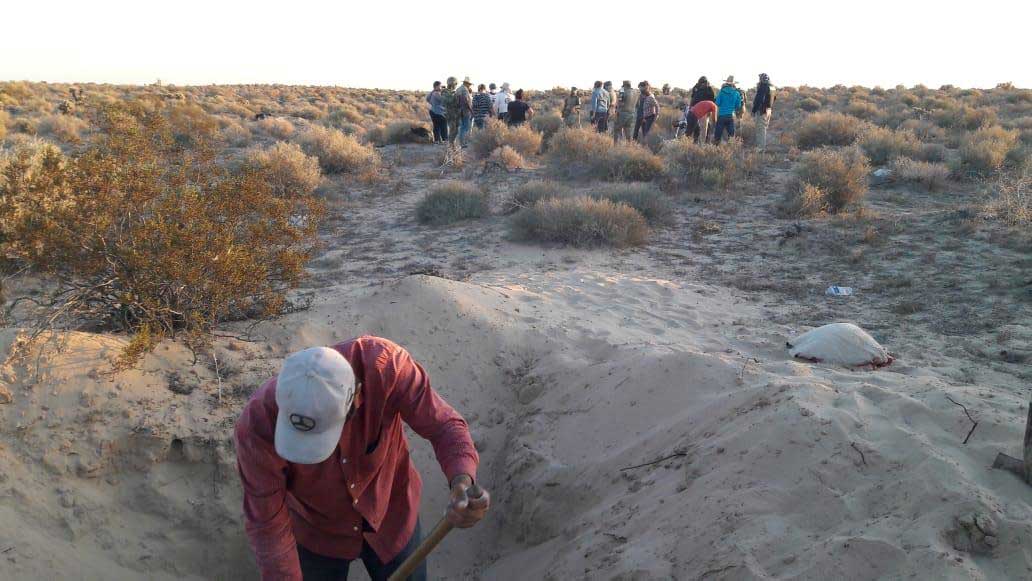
[235,336,488,580]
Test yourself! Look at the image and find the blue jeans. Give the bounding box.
[458,116,473,145]
[297,519,426,581]
[714,115,735,143]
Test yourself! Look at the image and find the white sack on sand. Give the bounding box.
[788,322,892,367]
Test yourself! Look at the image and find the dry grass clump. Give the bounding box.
[795,112,865,148]
[0,103,323,366]
[591,183,673,225]
[297,124,381,175]
[892,158,951,191]
[933,105,998,130]
[531,113,563,141]
[510,195,648,248]
[661,138,753,190]
[783,147,869,216]
[844,100,878,120]
[0,110,8,141]
[547,127,611,171]
[470,119,542,159]
[221,121,252,147]
[914,142,948,163]
[604,143,665,181]
[416,181,489,225]
[547,127,662,181]
[958,126,1020,174]
[37,114,89,144]
[366,120,431,146]
[859,126,920,165]
[980,170,1030,225]
[488,145,527,171]
[506,180,574,212]
[257,116,295,140]
[799,97,822,112]
[244,141,322,197]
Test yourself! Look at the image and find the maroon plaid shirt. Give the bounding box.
[235,336,479,580]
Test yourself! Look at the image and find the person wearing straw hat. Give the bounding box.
[235,337,489,580]
[713,75,743,144]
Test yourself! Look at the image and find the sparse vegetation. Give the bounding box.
[661,138,754,190]
[511,195,648,248]
[488,145,527,171]
[958,125,1020,174]
[603,143,665,181]
[506,180,573,212]
[416,181,489,225]
[795,111,865,148]
[244,141,322,198]
[892,158,951,191]
[783,146,869,215]
[297,124,381,176]
[0,102,323,365]
[859,126,920,165]
[257,117,295,140]
[366,120,430,146]
[591,183,674,225]
[470,119,542,159]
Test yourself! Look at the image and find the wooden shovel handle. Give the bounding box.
[387,485,484,581]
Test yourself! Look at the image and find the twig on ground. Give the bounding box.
[850,442,868,466]
[945,395,980,444]
[1,546,13,553]
[619,451,688,472]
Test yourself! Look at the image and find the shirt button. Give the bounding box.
[350,483,355,489]
[341,458,347,464]
[353,499,358,505]
[353,526,359,532]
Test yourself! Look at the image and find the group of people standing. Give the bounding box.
[426,77,534,146]
[427,73,776,150]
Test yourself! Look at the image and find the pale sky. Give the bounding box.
[2,0,1029,90]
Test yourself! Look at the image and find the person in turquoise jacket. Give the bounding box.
[713,76,742,144]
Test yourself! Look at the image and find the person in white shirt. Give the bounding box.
[493,83,514,122]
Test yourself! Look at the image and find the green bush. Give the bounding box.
[795,112,865,148]
[511,196,648,248]
[416,181,489,225]
[783,147,869,215]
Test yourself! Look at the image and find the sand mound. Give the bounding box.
[2,273,1031,579]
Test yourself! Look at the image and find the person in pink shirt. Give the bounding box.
[682,100,718,144]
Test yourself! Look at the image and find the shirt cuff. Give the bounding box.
[442,456,478,487]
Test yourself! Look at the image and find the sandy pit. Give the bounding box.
[2,143,1031,580]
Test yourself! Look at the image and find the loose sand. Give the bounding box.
[1,144,1030,580]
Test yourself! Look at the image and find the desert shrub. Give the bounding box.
[858,126,920,165]
[257,117,295,140]
[37,114,89,144]
[980,170,1030,225]
[416,181,488,225]
[661,138,753,190]
[591,183,674,225]
[510,196,648,248]
[221,121,252,147]
[900,93,920,107]
[795,112,865,148]
[506,180,573,212]
[297,124,381,175]
[531,113,563,141]
[325,106,364,128]
[167,103,221,146]
[547,127,611,172]
[783,147,869,215]
[915,142,948,163]
[470,119,542,159]
[892,158,950,191]
[0,110,8,141]
[934,105,997,130]
[899,118,946,142]
[366,120,430,146]
[959,125,1020,174]
[603,143,665,181]
[488,145,527,171]
[845,100,878,120]
[0,103,323,365]
[799,97,822,112]
[244,141,322,198]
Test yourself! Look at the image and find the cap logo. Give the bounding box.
[289,413,317,432]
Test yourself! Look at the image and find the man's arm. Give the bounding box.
[235,405,302,581]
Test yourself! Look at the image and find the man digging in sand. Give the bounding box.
[235,336,490,580]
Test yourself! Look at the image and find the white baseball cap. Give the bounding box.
[274,347,356,464]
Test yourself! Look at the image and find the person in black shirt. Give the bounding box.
[506,89,533,126]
